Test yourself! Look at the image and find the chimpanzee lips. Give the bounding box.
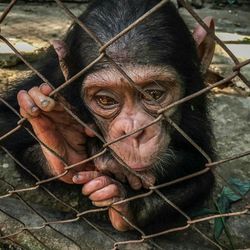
[128,163,153,171]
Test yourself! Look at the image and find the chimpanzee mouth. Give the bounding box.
[129,164,153,172]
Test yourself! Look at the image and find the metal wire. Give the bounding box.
[0,0,249,249]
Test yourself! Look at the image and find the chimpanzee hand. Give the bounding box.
[73,162,155,231]
[17,83,154,185]
[94,155,156,190]
[17,82,155,231]
[73,170,133,231]
[17,83,95,183]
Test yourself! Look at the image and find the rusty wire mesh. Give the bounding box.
[0,0,249,249]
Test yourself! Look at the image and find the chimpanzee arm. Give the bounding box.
[0,49,64,152]
[0,46,89,181]
[122,146,214,232]
[73,148,214,232]
[130,171,214,231]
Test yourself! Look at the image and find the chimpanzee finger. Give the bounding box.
[126,174,142,190]
[94,157,126,183]
[39,83,53,96]
[72,171,102,184]
[17,90,40,117]
[141,172,156,188]
[88,184,125,201]
[92,197,123,207]
[108,204,132,231]
[40,83,65,112]
[82,175,113,196]
[84,124,99,138]
[28,87,56,112]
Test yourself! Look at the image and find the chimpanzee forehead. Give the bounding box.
[75,1,197,71]
[83,65,181,88]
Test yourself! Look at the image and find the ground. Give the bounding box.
[0,2,249,250]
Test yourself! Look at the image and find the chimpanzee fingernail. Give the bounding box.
[31,106,39,113]
[40,83,48,89]
[41,99,49,107]
[72,174,80,183]
[18,90,27,94]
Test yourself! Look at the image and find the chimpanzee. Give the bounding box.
[0,0,215,232]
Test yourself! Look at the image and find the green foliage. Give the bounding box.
[191,178,250,249]
[214,0,239,4]
[214,178,250,248]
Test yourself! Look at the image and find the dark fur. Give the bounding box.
[0,0,214,232]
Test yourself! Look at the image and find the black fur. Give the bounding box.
[0,0,214,232]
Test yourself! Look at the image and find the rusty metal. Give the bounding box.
[188,208,249,224]
[178,0,250,88]
[0,0,249,249]
[0,0,17,24]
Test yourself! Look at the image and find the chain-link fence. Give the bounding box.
[0,0,249,249]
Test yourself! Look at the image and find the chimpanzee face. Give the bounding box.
[83,64,183,171]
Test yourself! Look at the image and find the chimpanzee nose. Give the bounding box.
[125,128,145,145]
[112,117,145,142]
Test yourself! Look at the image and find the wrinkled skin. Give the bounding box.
[17,83,155,231]
[5,1,216,232]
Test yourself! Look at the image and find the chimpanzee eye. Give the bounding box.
[142,90,165,102]
[95,95,118,107]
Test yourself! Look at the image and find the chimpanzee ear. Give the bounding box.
[50,40,69,61]
[192,17,215,74]
[50,40,72,80]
